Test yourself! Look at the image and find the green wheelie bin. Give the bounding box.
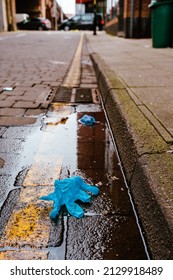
[149,0,173,48]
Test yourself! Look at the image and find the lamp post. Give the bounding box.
[93,0,97,35]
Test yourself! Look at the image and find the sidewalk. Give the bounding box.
[86,32,173,259]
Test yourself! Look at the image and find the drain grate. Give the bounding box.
[53,87,72,103]
[52,87,99,104]
[75,88,93,103]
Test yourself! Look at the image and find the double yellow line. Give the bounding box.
[63,33,84,87]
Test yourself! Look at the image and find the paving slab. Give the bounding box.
[0,108,25,117]
[0,250,48,260]
[12,101,40,109]
[0,116,37,126]
[0,100,15,108]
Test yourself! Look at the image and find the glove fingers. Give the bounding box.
[66,202,84,218]
[77,190,91,203]
[50,203,61,219]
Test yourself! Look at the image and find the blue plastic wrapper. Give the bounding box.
[78,114,96,126]
[40,176,99,219]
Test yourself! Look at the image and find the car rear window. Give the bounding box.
[81,14,93,22]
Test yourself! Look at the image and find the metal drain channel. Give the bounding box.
[52,87,100,104]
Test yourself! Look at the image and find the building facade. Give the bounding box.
[76,0,107,15]
[106,0,151,38]
[0,0,16,31]
[16,0,67,29]
[0,0,7,31]
[16,0,48,18]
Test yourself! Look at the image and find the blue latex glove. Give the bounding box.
[78,114,96,126]
[40,176,99,219]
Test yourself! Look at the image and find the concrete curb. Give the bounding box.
[91,53,173,259]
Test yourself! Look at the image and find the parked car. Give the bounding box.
[15,13,29,23]
[17,17,52,30]
[59,13,104,31]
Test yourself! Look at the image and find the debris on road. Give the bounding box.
[40,176,99,219]
[3,87,13,91]
[78,114,96,126]
[44,116,69,125]
[49,60,66,65]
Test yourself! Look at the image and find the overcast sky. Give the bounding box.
[56,0,76,14]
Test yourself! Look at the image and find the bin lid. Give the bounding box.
[148,0,157,8]
[149,0,173,8]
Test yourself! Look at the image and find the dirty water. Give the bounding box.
[0,101,149,260]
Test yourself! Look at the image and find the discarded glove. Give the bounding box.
[40,176,99,219]
[78,114,96,126]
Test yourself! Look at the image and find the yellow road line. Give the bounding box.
[63,33,84,87]
[0,186,53,248]
[0,81,75,258]
[23,155,63,186]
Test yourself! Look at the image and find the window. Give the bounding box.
[81,14,93,22]
[72,15,81,22]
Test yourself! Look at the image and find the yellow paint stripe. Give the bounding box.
[23,155,63,186]
[63,33,84,87]
[0,187,53,248]
[0,106,70,254]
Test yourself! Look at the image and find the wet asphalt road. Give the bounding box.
[0,31,148,260]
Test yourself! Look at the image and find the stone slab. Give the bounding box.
[0,116,36,126]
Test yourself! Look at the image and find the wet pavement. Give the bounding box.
[0,102,148,260]
[0,32,149,260]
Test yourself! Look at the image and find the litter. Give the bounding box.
[110,175,119,181]
[166,150,173,154]
[49,60,66,65]
[59,117,68,124]
[3,87,13,91]
[78,114,96,126]
[44,117,68,125]
[40,176,99,219]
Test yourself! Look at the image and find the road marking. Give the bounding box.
[0,126,64,250]
[0,187,52,249]
[70,88,76,103]
[23,155,63,186]
[0,106,75,256]
[63,33,84,87]
[15,33,26,38]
